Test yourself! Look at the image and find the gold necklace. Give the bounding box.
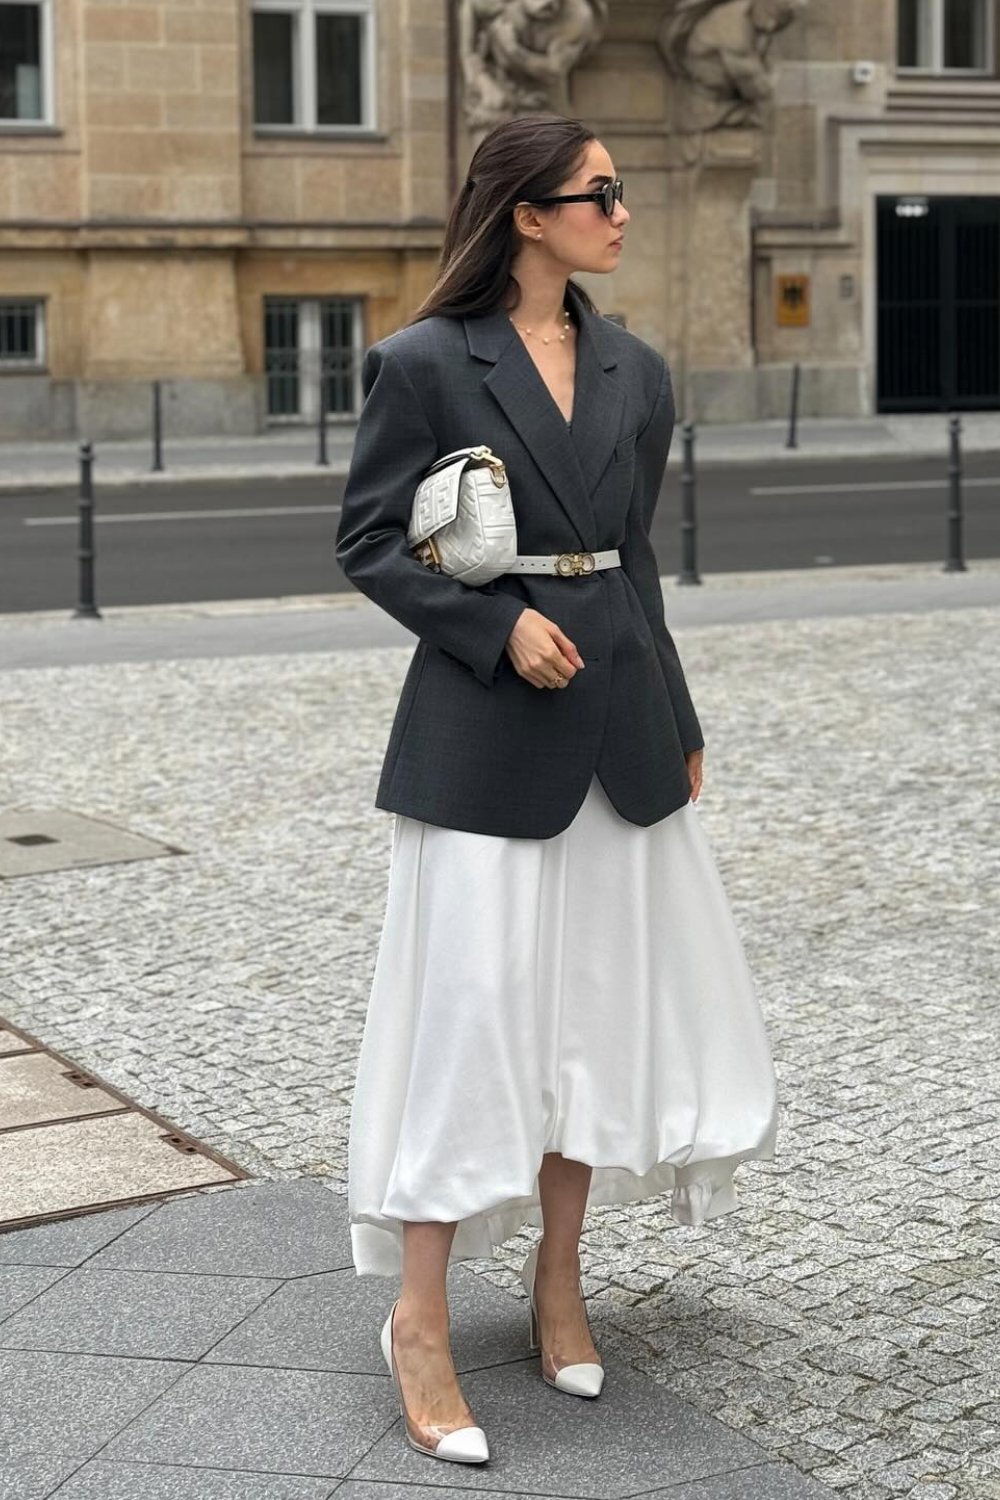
[509,306,573,345]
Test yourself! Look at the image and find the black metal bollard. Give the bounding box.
[785,362,801,450]
[317,362,329,467]
[72,442,102,619]
[152,380,164,472]
[676,420,702,586]
[944,414,967,573]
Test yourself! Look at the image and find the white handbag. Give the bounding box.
[407,445,518,586]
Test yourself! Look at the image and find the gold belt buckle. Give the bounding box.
[555,551,596,577]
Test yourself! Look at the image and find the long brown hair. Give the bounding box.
[409,114,601,325]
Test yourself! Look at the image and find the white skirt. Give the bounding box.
[348,773,779,1277]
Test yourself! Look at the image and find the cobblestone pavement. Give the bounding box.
[1,603,998,1500]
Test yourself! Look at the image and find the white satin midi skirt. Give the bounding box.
[348,772,779,1277]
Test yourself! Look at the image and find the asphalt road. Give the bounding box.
[1,453,998,613]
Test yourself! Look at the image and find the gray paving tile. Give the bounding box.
[0,1453,81,1500]
[44,1459,339,1499]
[637,1466,839,1498]
[0,1266,282,1360]
[0,1349,187,1459]
[336,1487,573,1500]
[0,1265,67,1322]
[204,1263,526,1375]
[352,1357,770,1496]
[0,1203,156,1266]
[88,1181,352,1278]
[99,1363,395,1478]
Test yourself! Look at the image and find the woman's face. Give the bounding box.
[518,139,629,275]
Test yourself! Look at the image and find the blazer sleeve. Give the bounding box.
[618,355,705,755]
[335,342,528,690]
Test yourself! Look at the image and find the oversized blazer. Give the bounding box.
[335,278,704,839]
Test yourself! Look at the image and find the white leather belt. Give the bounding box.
[505,549,621,577]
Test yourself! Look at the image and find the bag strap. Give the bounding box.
[420,445,502,481]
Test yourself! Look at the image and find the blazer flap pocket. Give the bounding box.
[614,431,637,463]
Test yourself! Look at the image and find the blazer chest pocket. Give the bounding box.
[613,431,637,464]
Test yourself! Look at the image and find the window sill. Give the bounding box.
[894,68,997,80]
[0,365,46,374]
[0,123,62,137]
[252,126,386,142]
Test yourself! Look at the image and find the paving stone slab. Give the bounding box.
[204,1261,527,1375]
[0,1452,82,1500]
[40,1459,339,1499]
[0,1025,32,1058]
[0,1264,67,1323]
[0,809,181,879]
[0,1202,157,1266]
[98,1362,395,1478]
[0,1111,240,1228]
[636,1468,842,1499]
[88,1179,353,1278]
[352,1357,773,1496]
[0,1265,282,1361]
[0,1349,186,1459]
[0,1052,124,1130]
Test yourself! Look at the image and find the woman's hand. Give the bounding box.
[505,608,585,690]
[686,748,704,802]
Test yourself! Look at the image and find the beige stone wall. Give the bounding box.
[82,251,245,379]
[81,0,242,221]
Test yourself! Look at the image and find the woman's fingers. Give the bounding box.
[506,608,582,689]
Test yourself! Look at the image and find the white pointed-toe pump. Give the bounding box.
[380,1300,490,1464]
[520,1240,605,1398]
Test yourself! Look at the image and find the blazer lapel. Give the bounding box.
[568,288,625,504]
[465,284,623,552]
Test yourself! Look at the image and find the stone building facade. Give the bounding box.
[1,0,999,437]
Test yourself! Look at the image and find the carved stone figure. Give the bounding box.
[658,0,807,134]
[460,0,608,129]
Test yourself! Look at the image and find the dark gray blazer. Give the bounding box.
[335,278,704,839]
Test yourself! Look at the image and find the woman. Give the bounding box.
[335,114,779,1466]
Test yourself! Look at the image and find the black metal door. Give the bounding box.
[877,195,1000,411]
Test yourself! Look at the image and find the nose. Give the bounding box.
[613,203,630,228]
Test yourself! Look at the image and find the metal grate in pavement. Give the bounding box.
[0,809,184,879]
[0,1017,249,1233]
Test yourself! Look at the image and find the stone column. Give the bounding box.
[668,128,764,423]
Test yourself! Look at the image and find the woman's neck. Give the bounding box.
[507,266,572,331]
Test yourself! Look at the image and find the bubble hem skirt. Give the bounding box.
[348,773,780,1277]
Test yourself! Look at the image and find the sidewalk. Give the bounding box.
[1,563,997,1499]
[3,410,1000,490]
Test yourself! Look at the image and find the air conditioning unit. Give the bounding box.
[852,60,876,85]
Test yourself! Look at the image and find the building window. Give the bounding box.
[0,300,44,366]
[252,1,373,131]
[264,296,363,421]
[0,0,52,123]
[898,0,993,73]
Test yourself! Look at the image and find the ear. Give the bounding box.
[511,202,544,242]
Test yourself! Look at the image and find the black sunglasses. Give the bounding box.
[522,177,624,218]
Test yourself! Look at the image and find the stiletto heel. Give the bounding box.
[380,1300,489,1464]
[519,1241,605,1398]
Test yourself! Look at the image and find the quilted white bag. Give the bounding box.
[407,445,518,586]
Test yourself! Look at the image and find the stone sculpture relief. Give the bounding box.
[658,0,808,134]
[460,0,609,129]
